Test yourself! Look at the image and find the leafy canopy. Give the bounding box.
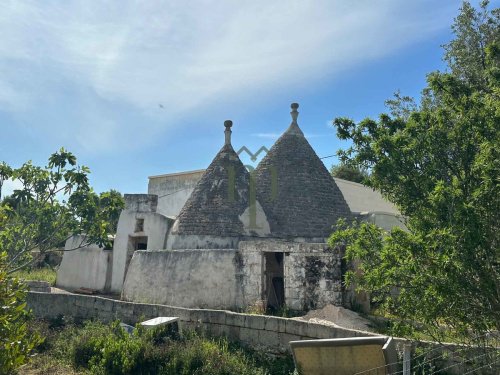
[0,148,124,273]
[330,163,369,184]
[329,1,499,340]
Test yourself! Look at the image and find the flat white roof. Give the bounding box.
[149,169,400,215]
[333,177,399,215]
[148,169,205,179]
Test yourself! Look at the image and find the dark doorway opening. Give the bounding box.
[124,236,148,278]
[264,252,285,311]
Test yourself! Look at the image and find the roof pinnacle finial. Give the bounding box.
[290,103,299,125]
[224,120,233,145]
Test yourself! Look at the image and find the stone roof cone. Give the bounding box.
[254,103,351,238]
[171,120,251,239]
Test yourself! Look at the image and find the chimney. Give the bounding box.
[224,120,233,145]
[290,103,299,125]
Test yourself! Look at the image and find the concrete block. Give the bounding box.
[264,316,279,332]
[155,305,175,317]
[134,303,155,319]
[306,322,334,339]
[207,310,226,325]
[239,327,260,347]
[206,323,223,337]
[94,297,114,312]
[225,312,245,327]
[96,311,115,323]
[244,315,266,330]
[277,318,287,333]
[190,309,209,323]
[114,301,135,320]
[225,325,241,342]
[173,307,191,322]
[258,330,280,351]
[285,319,308,336]
[75,295,96,309]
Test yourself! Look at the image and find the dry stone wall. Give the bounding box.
[26,291,377,354]
[240,241,344,311]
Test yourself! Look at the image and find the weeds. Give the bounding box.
[25,319,295,375]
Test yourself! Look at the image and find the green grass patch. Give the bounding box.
[25,319,295,375]
[13,267,57,286]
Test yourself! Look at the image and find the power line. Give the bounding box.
[320,154,336,160]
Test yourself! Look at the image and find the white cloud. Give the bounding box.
[0,0,455,151]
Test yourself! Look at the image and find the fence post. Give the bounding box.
[403,343,411,375]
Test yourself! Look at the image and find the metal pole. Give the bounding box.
[403,343,411,375]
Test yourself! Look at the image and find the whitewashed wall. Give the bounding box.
[56,236,112,291]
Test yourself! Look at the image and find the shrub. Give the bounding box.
[29,319,295,375]
[0,252,42,374]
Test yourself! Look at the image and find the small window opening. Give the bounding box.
[135,218,144,232]
[136,240,148,250]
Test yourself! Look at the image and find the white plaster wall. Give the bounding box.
[239,200,271,236]
[56,236,111,291]
[110,195,171,293]
[148,171,204,217]
[359,211,407,231]
[166,232,240,250]
[122,249,243,309]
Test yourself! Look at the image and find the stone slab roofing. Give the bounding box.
[254,104,352,238]
[172,122,251,237]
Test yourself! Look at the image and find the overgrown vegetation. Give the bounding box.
[330,1,499,342]
[13,267,57,286]
[330,162,369,184]
[22,319,295,375]
[0,149,124,274]
[0,253,42,374]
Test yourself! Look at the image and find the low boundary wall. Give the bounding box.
[27,291,377,354]
[27,292,491,374]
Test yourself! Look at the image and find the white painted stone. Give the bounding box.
[148,170,204,218]
[110,195,171,293]
[239,200,271,236]
[56,236,111,291]
[140,316,179,328]
[122,249,246,309]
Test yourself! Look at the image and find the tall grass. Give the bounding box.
[14,267,57,285]
[26,319,296,375]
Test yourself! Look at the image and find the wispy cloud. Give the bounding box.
[252,133,282,139]
[0,0,455,151]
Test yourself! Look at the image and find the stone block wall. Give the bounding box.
[239,240,343,311]
[26,292,376,354]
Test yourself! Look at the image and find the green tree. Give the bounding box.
[330,2,499,340]
[0,162,12,202]
[443,0,499,90]
[0,149,124,273]
[0,150,124,372]
[0,252,42,374]
[330,163,369,184]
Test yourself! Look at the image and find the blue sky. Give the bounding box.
[0,1,489,195]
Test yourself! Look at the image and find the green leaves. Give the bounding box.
[329,1,500,341]
[0,252,42,374]
[0,150,124,273]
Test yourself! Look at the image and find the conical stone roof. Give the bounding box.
[254,103,351,238]
[172,121,250,237]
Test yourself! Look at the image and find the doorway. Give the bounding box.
[264,252,285,311]
[124,236,148,277]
